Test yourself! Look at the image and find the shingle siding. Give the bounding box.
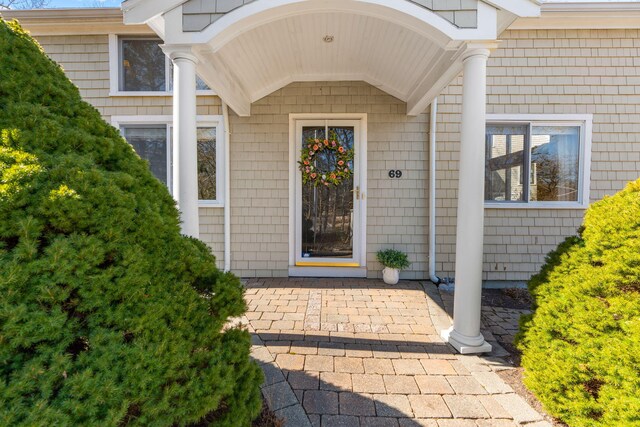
[229,82,430,278]
[35,35,222,121]
[31,27,640,282]
[183,0,255,32]
[181,0,478,32]
[436,28,640,282]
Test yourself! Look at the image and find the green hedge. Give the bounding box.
[0,20,262,426]
[518,180,640,427]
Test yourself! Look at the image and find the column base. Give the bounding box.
[441,327,492,354]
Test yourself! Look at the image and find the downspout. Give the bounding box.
[222,101,231,273]
[429,99,441,285]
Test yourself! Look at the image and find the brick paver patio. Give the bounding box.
[241,278,550,427]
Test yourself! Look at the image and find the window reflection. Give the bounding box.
[485,123,581,204]
[485,125,527,202]
[301,126,355,259]
[122,124,218,202]
[122,126,168,184]
[197,127,217,200]
[120,38,210,92]
[530,126,580,202]
[121,39,166,92]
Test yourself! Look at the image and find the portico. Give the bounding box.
[122,0,540,354]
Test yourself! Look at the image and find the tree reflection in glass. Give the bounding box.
[122,39,166,91]
[122,126,168,185]
[531,126,580,202]
[485,125,527,202]
[197,128,216,200]
[301,127,355,259]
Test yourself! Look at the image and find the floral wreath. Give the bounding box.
[299,131,354,187]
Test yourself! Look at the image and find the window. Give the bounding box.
[114,116,224,206]
[121,125,170,184]
[196,128,217,201]
[485,115,592,208]
[111,35,211,95]
[120,38,167,92]
[485,124,527,202]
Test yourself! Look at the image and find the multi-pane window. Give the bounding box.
[485,121,585,205]
[118,37,210,93]
[119,123,219,203]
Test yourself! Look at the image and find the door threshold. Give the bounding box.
[289,266,367,278]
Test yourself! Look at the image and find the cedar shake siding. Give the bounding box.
[28,27,640,281]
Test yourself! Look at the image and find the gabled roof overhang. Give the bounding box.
[122,0,540,116]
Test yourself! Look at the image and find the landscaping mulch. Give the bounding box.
[482,288,533,310]
[187,399,282,427]
[252,400,284,427]
[485,288,567,427]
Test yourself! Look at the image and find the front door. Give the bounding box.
[294,119,366,268]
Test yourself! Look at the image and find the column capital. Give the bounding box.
[161,44,199,64]
[460,41,499,62]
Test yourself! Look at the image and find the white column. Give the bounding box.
[164,45,200,238]
[441,47,492,354]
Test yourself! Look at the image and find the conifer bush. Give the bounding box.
[518,179,640,427]
[0,20,262,426]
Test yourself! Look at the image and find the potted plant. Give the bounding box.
[376,249,411,285]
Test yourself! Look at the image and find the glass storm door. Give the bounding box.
[295,120,364,267]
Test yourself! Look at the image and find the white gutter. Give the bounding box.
[222,102,231,272]
[429,99,441,285]
[511,1,640,29]
[542,1,640,13]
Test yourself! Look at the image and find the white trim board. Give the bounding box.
[512,2,640,29]
[0,8,152,36]
[288,266,368,278]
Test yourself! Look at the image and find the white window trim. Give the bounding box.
[108,34,216,97]
[485,114,593,210]
[111,115,226,208]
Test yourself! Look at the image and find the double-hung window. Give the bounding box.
[110,35,211,95]
[113,116,224,206]
[485,115,592,208]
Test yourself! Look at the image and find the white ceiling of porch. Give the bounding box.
[124,0,541,116]
[203,11,457,109]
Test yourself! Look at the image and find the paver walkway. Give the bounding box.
[241,278,549,427]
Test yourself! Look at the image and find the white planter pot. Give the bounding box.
[382,267,400,285]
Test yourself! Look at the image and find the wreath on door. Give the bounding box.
[299,131,354,187]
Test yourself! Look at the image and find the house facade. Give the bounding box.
[4,0,640,353]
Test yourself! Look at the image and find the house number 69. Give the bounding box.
[388,170,403,179]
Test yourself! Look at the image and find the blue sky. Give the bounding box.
[47,0,121,7]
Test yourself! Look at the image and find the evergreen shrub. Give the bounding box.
[0,20,262,426]
[518,179,640,427]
